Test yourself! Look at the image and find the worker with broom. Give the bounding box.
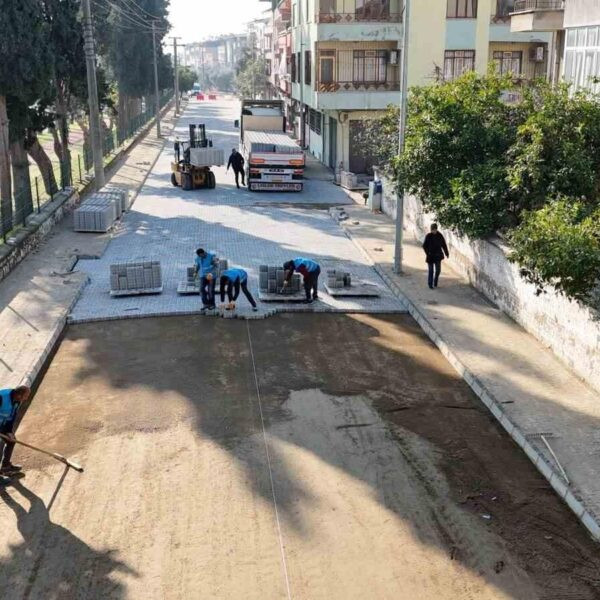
[283,258,321,304]
[219,268,258,312]
[0,386,30,475]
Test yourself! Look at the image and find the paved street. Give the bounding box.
[69,98,398,322]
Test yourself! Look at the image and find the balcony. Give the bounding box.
[316,0,402,23]
[510,0,565,32]
[316,11,402,23]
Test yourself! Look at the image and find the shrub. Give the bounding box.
[508,198,600,303]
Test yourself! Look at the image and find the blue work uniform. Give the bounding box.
[285,258,321,301]
[222,268,247,284]
[195,251,217,277]
[0,389,18,468]
[291,258,319,277]
[220,268,256,308]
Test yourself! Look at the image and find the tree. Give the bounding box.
[235,55,268,98]
[508,83,600,213]
[0,0,50,231]
[509,198,600,303]
[395,70,522,238]
[178,66,197,94]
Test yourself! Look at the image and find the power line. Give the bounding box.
[120,0,163,22]
[93,0,166,32]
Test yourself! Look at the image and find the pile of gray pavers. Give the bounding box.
[326,269,352,289]
[258,265,303,301]
[177,258,229,295]
[74,187,130,233]
[110,260,163,296]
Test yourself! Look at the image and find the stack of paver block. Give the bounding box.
[101,186,131,212]
[259,265,301,295]
[110,260,163,296]
[177,258,229,295]
[326,269,352,289]
[73,198,116,232]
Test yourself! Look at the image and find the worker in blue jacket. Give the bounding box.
[220,268,258,311]
[195,248,218,311]
[0,386,30,475]
[283,258,321,303]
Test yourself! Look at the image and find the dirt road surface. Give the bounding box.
[1,314,599,599]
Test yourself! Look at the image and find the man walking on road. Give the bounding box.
[283,258,321,304]
[422,223,449,289]
[227,148,245,189]
[0,386,30,475]
[195,248,218,311]
[220,268,258,312]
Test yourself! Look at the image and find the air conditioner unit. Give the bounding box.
[388,50,399,65]
[529,45,545,62]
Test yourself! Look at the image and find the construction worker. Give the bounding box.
[195,248,218,311]
[220,268,258,312]
[0,386,30,475]
[283,258,321,303]
[227,148,245,189]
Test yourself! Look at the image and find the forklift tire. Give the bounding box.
[208,171,216,189]
[171,173,178,187]
[182,173,193,191]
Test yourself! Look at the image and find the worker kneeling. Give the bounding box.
[283,258,320,303]
[220,268,258,312]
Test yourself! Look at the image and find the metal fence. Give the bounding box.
[1,90,173,242]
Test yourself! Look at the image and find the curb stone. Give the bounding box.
[342,221,600,542]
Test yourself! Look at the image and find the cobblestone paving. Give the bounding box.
[69,99,404,322]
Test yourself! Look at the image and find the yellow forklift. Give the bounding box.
[171,124,218,190]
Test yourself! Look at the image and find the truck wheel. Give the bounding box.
[209,172,216,189]
[171,173,178,187]
[182,173,192,191]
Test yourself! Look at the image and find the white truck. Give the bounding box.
[237,100,304,192]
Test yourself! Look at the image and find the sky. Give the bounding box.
[168,0,268,43]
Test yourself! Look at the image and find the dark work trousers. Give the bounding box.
[222,279,257,308]
[201,276,216,308]
[0,422,16,467]
[304,267,321,300]
[234,169,245,188]
[428,261,442,288]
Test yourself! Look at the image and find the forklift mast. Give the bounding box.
[189,124,212,149]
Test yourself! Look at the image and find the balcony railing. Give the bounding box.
[512,0,564,12]
[317,80,400,92]
[316,11,402,23]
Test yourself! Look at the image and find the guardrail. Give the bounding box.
[316,12,402,23]
[513,0,564,12]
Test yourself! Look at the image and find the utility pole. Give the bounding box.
[298,0,305,147]
[394,0,410,274]
[81,0,105,189]
[170,37,182,115]
[201,46,206,90]
[152,20,161,138]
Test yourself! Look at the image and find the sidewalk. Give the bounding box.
[339,202,600,541]
[0,105,179,390]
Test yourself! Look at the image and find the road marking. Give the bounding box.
[246,321,292,600]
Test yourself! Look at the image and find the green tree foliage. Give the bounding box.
[508,83,600,212]
[235,54,268,99]
[509,199,600,302]
[0,0,51,229]
[178,67,197,93]
[395,70,520,238]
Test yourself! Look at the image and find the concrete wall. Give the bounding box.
[565,0,600,28]
[378,174,600,393]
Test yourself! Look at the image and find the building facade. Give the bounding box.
[288,0,551,174]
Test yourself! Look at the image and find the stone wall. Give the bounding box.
[0,188,80,284]
[378,174,600,393]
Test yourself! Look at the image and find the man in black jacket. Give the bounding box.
[422,223,449,289]
[227,149,245,189]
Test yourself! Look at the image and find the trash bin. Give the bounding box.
[368,180,383,211]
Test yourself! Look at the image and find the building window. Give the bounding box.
[447,0,477,18]
[443,50,475,80]
[321,0,336,15]
[297,52,302,84]
[305,50,312,85]
[353,50,387,83]
[493,50,522,75]
[320,50,336,83]
[291,53,297,82]
[309,109,322,135]
[356,0,391,19]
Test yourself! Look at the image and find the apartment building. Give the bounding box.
[288,0,551,174]
[272,0,294,118]
[183,35,247,75]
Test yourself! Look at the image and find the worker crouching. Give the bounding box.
[283,258,320,303]
[220,268,258,312]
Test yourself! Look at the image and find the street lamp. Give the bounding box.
[394,0,410,274]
